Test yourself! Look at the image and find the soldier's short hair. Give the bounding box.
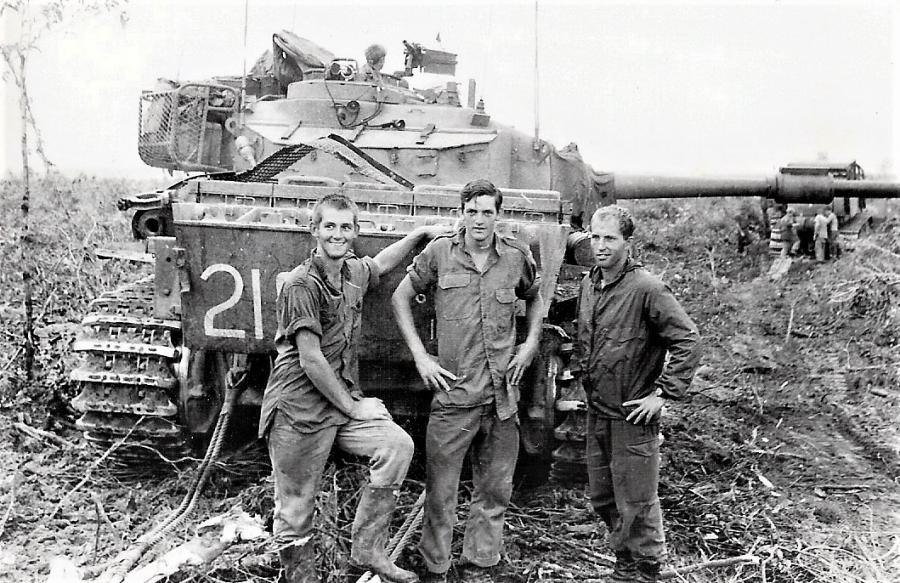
[364,44,387,65]
[591,205,635,239]
[460,179,503,212]
[312,193,359,228]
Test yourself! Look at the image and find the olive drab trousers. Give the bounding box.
[419,404,519,573]
[266,410,414,542]
[586,412,666,562]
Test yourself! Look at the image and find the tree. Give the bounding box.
[1,0,127,380]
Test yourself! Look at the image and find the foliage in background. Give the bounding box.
[0,174,165,426]
[1,0,129,381]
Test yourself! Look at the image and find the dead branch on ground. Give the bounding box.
[13,421,77,449]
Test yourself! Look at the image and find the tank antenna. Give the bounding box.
[532,0,541,151]
[239,0,249,128]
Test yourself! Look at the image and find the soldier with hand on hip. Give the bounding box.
[392,179,544,583]
[574,205,700,583]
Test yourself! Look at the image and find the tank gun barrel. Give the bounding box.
[612,173,900,204]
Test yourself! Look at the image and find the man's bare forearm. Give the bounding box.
[373,226,432,274]
[391,276,428,358]
[522,292,544,350]
[295,331,357,416]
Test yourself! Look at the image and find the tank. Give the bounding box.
[72,33,900,477]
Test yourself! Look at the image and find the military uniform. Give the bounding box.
[406,228,540,574]
[260,251,413,565]
[575,259,699,581]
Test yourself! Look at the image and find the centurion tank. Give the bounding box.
[72,33,900,477]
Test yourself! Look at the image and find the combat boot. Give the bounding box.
[634,559,661,583]
[608,549,637,582]
[349,485,419,583]
[421,570,448,583]
[278,538,320,583]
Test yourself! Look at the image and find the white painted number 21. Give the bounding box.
[200,263,283,340]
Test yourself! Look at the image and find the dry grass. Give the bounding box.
[1,179,899,582]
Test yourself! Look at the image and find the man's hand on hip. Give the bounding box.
[350,397,392,421]
[414,353,458,392]
[623,394,665,425]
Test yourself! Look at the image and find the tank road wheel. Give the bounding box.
[71,277,192,464]
[517,324,587,485]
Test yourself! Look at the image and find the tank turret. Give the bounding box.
[79,32,899,477]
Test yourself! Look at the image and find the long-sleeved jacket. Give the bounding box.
[575,259,700,419]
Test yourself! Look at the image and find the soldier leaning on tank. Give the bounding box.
[573,205,700,583]
[259,193,447,583]
[813,206,829,263]
[825,206,841,260]
[392,179,544,583]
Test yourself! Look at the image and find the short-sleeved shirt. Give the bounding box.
[779,214,797,242]
[407,228,540,420]
[258,251,380,437]
[813,214,829,239]
[826,213,839,240]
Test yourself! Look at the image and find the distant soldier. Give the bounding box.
[734,213,751,254]
[824,207,841,260]
[813,207,829,263]
[779,209,800,257]
[361,43,387,83]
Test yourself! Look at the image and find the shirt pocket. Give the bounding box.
[495,288,516,304]
[493,287,517,320]
[438,273,474,320]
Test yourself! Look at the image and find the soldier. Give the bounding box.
[575,205,700,583]
[260,193,446,583]
[779,208,800,257]
[813,206,829,263]
[392,179,544,583]
[361,43,387,83]
[824,206,841,260]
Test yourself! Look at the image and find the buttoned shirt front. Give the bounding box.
[407,228,540,420]
[258,251,380,437]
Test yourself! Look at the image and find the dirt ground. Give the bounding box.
[0,180,898,583]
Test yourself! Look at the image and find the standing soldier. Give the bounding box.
[824,206,841,260]
[261,193,445,583]
[779,208,800,257]
[392,179,544,582]
[734,212,751,254]
[575,205,700,583]
[813,206,829,263]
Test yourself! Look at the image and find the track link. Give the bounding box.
[550,361,588,484]
[71,277,191,463]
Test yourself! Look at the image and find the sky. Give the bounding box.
[1,0,897,179]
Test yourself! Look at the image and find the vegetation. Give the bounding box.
[0,178,897,582]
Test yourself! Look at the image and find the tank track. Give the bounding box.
[550,376,588,484]
[71,276,191,463]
